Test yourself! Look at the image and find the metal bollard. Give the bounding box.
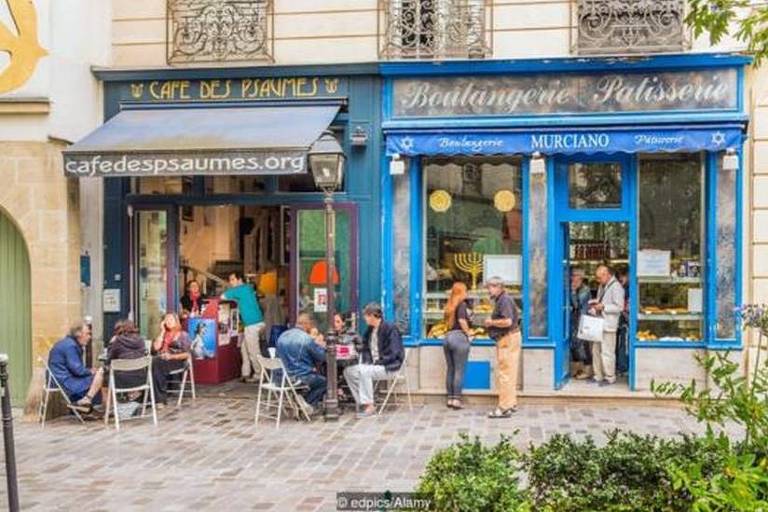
[0,354,20,512]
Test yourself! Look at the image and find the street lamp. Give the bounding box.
[309,131,345,421]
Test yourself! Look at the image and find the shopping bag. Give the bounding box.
[577,314,604,343]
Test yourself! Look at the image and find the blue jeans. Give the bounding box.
[297,373,327,407]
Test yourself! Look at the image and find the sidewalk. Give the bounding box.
[3,398,722,511]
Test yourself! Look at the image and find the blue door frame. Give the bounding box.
[551,154,635,389]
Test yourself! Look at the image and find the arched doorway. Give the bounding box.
[0,209,31,403]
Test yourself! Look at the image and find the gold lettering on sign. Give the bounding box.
[200,79,232,99]
[149,81,162,100]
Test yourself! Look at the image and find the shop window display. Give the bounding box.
[423,157,523,339]
[637,154,704,342]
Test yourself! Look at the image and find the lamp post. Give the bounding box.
[309,131,345,421]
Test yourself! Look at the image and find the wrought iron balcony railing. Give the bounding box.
[576,0,686,55]
[167,0,274,65]
[379,0,492,60]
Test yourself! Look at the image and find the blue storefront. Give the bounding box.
[68,65,383,342]
[380,54,748,393]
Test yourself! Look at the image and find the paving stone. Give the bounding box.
[0,398,742,510]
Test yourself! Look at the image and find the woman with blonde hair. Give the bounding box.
[443,281,474,409]
[151,313,192,406]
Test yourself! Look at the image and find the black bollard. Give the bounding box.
[0,354,20,512]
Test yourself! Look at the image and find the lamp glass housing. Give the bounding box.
[309,131,346,192]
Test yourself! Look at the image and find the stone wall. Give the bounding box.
[0,141,81,368]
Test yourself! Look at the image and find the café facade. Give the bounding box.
[65,53,748,397]
[64,65,384,381]
[380,53,748,395]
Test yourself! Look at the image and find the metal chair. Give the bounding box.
[38,357,85,427]
[104,356,158,431]
[254,354,311,428]
[377,349,413,415]
[166,353,196,407]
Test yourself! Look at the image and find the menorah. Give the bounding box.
[454,252,484,290]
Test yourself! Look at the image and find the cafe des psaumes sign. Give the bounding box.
[391,68,738,118]
[121,76,348,102]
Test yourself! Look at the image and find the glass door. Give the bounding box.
[553,156,633,388]
[132,206,178,340]
[291,205,358,331]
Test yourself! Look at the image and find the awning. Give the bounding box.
[64,105,340,177]
[386,125,744,157]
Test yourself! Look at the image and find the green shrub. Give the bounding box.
[415,433,529,512]
[524,431,727,512]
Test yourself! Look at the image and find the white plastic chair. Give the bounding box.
[38,357,85,427]
[377,349,413,415]
[254,354,311,428]
[104,356,158,430]
[166,353,196,407]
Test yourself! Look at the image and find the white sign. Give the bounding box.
[483,255,522,285]
[638,250,671,277]
[102,289,121,313]
[313,287,328,313]
[688,288,703,313]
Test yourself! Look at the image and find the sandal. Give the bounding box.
[488,407,516,419]
[452,399,464,410]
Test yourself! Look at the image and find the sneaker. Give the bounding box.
[599,380,616,387]
[69,396,93,413]
[356,409,376,419]
[488,406,516,419]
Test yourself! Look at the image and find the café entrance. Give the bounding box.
[133,198,359,343]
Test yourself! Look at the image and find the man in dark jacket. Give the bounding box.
[343,303,404,418]
[48,322,104,412]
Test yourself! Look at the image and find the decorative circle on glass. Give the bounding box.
[494,190,516,212]
[429,190,452,212]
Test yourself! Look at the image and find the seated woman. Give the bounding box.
[180,280,207,320]
[151,313,192,406]
[107,320,149,397]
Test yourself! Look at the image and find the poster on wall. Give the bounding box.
[638,250,671,277]
[314,287,328,313]
[483,255,522,285]
[188,318,217,359]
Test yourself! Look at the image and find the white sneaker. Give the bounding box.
[294,394,314,417]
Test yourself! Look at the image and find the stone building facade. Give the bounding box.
[0,0,109,403]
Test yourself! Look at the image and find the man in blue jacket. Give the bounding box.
[343,303,404,418]
[276,313,327,414]
[48,322,104,412]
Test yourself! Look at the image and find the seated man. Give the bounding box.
[276,313,327,414]
[48,322,104,413]
[343,303,404,418]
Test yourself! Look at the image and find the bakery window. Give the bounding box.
[637,153,704,343]
[423,156,523,340]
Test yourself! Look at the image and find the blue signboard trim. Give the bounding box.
[386,126,743,157]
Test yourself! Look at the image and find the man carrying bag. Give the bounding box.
[585,265,625,387]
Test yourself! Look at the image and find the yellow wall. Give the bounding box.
[0,141,81,361]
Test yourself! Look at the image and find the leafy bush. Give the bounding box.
[417,305,768,511]
[525,431,726,512]
[415,433,528,512]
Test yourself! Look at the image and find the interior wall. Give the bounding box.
[180,206,241,275]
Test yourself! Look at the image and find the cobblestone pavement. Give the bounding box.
[1,398,725,511]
